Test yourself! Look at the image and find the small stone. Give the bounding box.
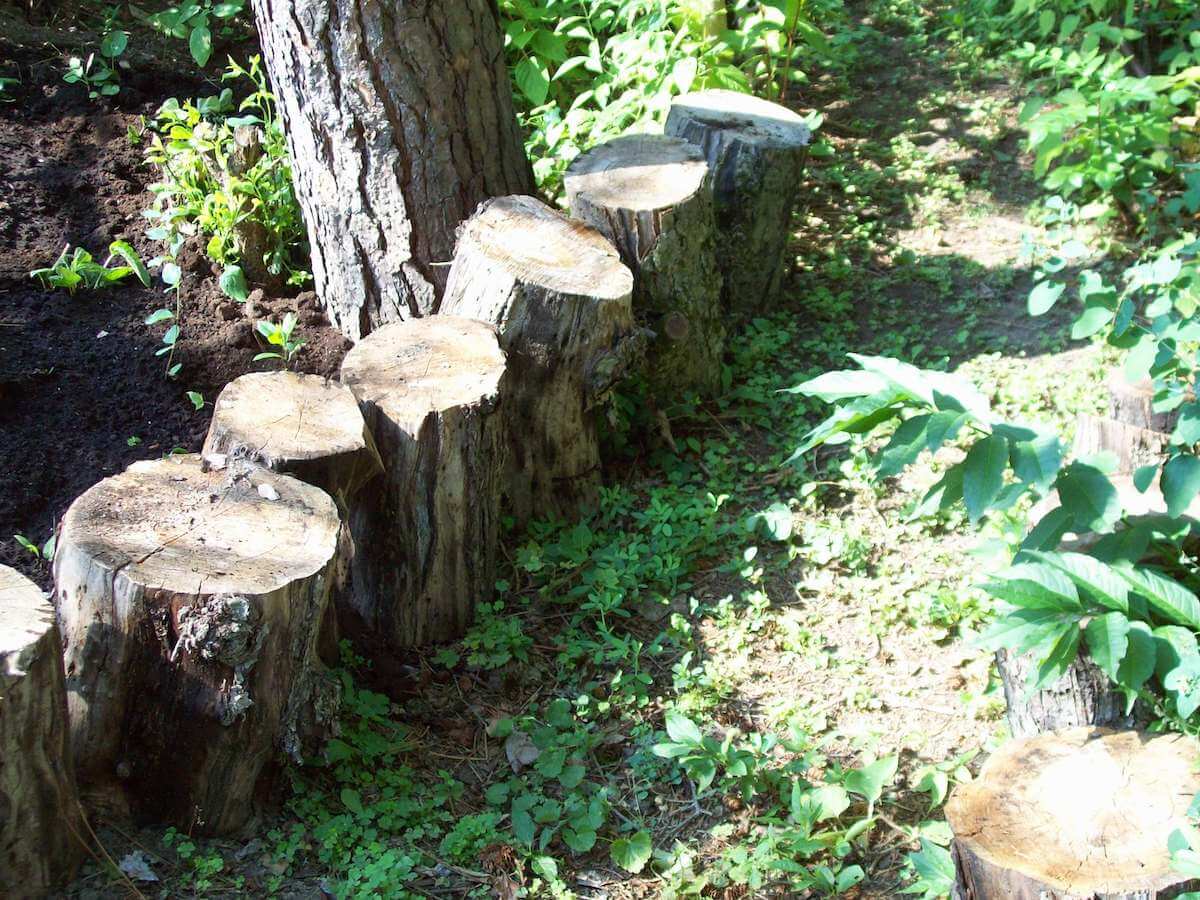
[257,483,280,502]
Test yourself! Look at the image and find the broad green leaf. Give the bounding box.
[108,241,150,286]
[1071,303,1115,339]
[1117,620,1156,696]
[786,368,889,400]
[844,755,897,806]
[789,389,905,461]
[1011,434,1064,491]
[189,24,213,67]
[977,608,1074,654]
[664,710,702,746]
[1084,612,1130,678]
[219,265,249,302]
[875,414,930,477]
[746,502,792,541]
[1031,622,1081,691]
[1174,403,1200,446]
[963,435,1008,521]
[1020,506,1073,552]
[1122,568,1200,630]
[101,30,128,58]
[144,308,174,326]
[924,410,968,451]
[912,464,964,518]
[1155,625,1200,681]
[1028,280,1064,315]
[1164,658,1200,719]
[1134,463,1159,493]
[1026,551,1129,613]
[515,57,550,105]
[611,831,652,873]
[983,561,1080,611]
[1055,462,1121,532]
[1163,455,1200,517]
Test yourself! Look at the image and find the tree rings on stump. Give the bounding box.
[442,194,637,523]
[947,727,1200,898]
[53,454,342,833]
[566,133,725,395]
[339,316,506,648]
[665,89,811,312]
[1,565,83,897]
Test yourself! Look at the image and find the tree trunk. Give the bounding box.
[566,134,725,395]
[53,455,343,834]
[664,89,811,313]
[1,565,83,898]
[249,0,535,339]
[947,727,1200,899]
[994,647,1138,738]
[441,195,638,524]
[1108,370,1183,434]
[203,370,383,663]
[1073,412,1170,475]
[339,316,507,648]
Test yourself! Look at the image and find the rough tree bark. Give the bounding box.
[0,565,82,898]
[249,0,535,339]
[994,647,1137,738]
[340,316,507,647]
[53,455,342,833]
[442,195,638,524]
[947,728,1200,899]
[566,133,725,395]
[665,89,810,312]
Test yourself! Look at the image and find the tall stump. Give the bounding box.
[665,89,811,312]
[1073,411,1170,476]
[947,728,1200,898]
[203,370,384,662]
[442,195,637,523]
[1,565,82,897]
[54,455,343,833]
[994,646,1135,738]
[1108,370,1182,434]
[566,134,724,395]
[340,316,507,648]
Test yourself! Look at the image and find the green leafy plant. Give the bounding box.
[63,30,128,99]
[30,242,150,295]
[13,533,55,561]
[143,0,248,67]
[254,312,305,364]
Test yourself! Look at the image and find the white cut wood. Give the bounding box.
[566,133,724,394]
[54,455,342,833]
[442,195,637,522]
[1,565,82,897]
[340,316,507,647]
[1073,412,1170,475]
[947,728,1200,898]
[665,89,810,312]
[1108,370,1184,434]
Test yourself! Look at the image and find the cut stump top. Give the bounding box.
[455,195,632,300]
[340,316,506,426]
[0,564,54,656]
[667,89,812,150]
[946,727,1200,896]
[565,134,709,212]
[203,371,374,467]
[59,454,340,597]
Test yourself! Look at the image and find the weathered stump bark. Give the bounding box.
[994,646,1136,738]
[1073,412,1170,475]
[203,370,383,662]
[565,134,725,395]
[54,455,342,833]
[1,565,82,898]
[1108,370,1182,434]
[947,728,1200,899]
[250,0,535,338]
[442,195,637,523]
[340,316,507,647]
[664,89,811,312]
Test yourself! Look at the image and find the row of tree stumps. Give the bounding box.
[0,89,813,895]
[945,372,1200,899]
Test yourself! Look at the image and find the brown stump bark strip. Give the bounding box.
[566,134,725,395]
[665,89,810,312]
[250,0,535,338]
[54,455,342,833]
[1108,370,1184,434]
[947,728,1200,899]
[442,195,636,523]
[340,316,506,648]
[0,565,82,897]
[1073,412,1170,475]
[994,647,1136,738]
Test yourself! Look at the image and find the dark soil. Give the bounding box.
[0,15,350,589]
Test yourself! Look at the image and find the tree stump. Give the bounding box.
[203,370,383,662]
[994,646,1136,739]
[1073,411,1170,475]
[1108,370,1183,434]
[339,316,507,648]
[1,565,82,897]
[565,134,725,395]
[947,727,1200,898]
[53,455,342,833]
[442,195,637,523]
[664,89,811,312]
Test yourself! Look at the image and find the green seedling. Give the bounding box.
[14,533,55,561]
[30,242,150,295]
[63,30,128,99]
[255,313,305,365]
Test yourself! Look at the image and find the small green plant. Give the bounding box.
[30,242,150,295]
[63,30,128,99]
[254,312,305,364]
[14,533,55,561]
[0,75,19,102]
[186,391,205,411]
[127,435,142,447]
[143,0,247,67]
